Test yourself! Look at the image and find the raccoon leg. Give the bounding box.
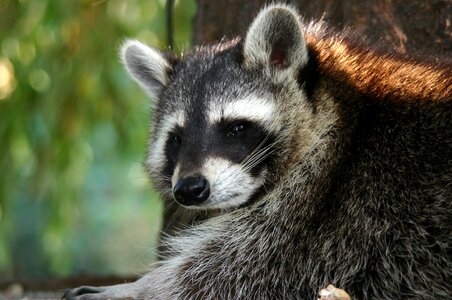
[318,284,351,300]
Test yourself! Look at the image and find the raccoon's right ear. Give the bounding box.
[243,5,308,81]
[120,40,175,100]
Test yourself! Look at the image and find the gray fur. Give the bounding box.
[121,40,171,100]
[64,4,451,300]
[243,3,309,79]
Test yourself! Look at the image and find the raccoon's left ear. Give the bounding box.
[120,40,175,100]
[243,5,308,80]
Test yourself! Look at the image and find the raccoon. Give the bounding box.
[64,4,451,300]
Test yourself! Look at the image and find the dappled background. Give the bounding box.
[0,0,194,282]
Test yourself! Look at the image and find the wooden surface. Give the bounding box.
[0,276,137,300]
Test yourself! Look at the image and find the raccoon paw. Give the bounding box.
[318,284,351,300]
[62,286,134,300]
[62,286,105,300]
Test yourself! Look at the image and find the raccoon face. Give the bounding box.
[163,94,277,209]
[121,5,309,209]
[121,41,278,209]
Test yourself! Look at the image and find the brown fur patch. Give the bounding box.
[305,29,452,102]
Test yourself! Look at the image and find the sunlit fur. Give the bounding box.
[304,23,451,102]
[65,3,451,300]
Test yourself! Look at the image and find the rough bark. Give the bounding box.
[193,0,452,54]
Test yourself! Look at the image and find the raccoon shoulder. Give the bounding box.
[304,22,452,102]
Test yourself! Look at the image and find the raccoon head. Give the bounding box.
[121,5,310,209]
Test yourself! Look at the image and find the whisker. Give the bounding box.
[241,140,279,171]
[214,137,278,190]
[240,134,272,166]
[242,143,278,172]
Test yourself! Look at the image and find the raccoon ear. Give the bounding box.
[243,5,308,78]
[120,40,173,100]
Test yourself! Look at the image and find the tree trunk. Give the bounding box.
[194,0,451,54]
[160,0,451,246]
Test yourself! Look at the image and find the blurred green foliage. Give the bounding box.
[0,0,195,280]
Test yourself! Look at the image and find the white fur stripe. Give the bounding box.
[208,95,276,126]
[198,157,265,209]
[171,164,180,187]
[147,110,185,172]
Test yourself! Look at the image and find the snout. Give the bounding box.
[173,175,210,206]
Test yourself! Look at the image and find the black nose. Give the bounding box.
[173,175,210,206]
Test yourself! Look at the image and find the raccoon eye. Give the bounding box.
[171,134,182,145]
[227,123,246,136]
